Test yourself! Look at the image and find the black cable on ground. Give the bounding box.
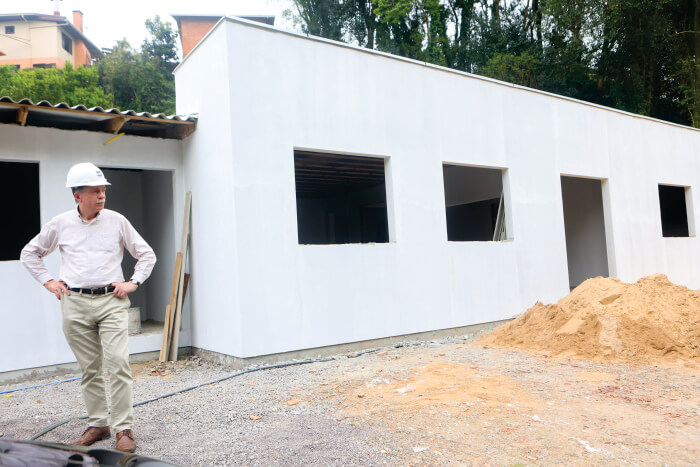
[29,357,335,441]
[29,339,432,441]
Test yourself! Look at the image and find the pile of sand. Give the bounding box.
[479,274,700,363]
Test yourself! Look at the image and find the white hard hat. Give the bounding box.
[66,162,111,188]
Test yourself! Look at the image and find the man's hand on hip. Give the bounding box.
[44,280,70,300]
[112,281,138,299]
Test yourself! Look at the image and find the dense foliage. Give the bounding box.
[287,0,700,127]
[97,16,180,115]
[0,16,179,115]
[0,63,112,108]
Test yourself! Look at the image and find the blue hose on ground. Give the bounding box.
[0,377,81,395]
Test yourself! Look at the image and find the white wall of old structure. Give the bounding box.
[0,124,186,374]
[176,18,700,360]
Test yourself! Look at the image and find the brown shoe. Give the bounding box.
[116,429,136,453]
[72,426,111,446]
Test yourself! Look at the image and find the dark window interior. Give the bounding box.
[62,33,72,54]
[5,25,15,34]
[0,162,40,261]
[443,164,505,241]
[294,151,389,244]
[658,185,690,237]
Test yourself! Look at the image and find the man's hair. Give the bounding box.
[71,186,86,204]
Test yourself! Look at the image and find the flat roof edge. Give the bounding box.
[175,16,699,133]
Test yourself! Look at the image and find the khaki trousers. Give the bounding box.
[61,291,133,432]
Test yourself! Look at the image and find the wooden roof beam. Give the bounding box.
[102,116,127,134]
[175,123,196,139]
[16,105,28,126]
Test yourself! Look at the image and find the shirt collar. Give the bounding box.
[76,206,101,224]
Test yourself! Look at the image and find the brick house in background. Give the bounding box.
[0,11,103,69]
[171,14,274,57]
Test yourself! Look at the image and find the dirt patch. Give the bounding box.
[337,360,541,416]
[478,274,700,365]
[316,343,700,465]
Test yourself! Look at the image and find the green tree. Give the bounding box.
[481,51,539,87]
[288,0,350,41]
[98,16,180,115]
[0,63,113,108]
[346,0,379,48]
[142,15,180,73]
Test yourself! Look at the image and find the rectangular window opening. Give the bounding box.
[443,164,508,241]
[0,161,40,261]
[658,184,691,237]
[294,150,389,245]
[5,25,15,34]
[62,33,72,54]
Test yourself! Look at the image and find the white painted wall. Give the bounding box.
[175,18,700,360]
[0,125,184,374]
[176,23,242,358]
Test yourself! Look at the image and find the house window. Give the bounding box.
[5,25,15,34]
[33,63,56,69]
[658,185,693,237]
[62,33,72,54]
[443,164,508,241]
[0,162,40,261]
[294,150,389,244]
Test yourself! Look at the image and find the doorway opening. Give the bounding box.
[101,168,175,332]
[561,176,609,289]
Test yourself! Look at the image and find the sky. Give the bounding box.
[13,0,298,54]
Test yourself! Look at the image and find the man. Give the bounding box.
[20,162,156,453]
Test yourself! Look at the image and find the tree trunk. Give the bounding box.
[491,0,501,30]
[367,0,376,49]
[533,0,542,49]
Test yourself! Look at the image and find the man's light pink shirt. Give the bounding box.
[21,208,156,289]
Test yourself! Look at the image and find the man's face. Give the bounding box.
[75,185,106,213]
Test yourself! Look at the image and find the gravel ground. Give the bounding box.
[1,335,698,466]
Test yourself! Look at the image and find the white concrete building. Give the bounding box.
[1,17,699,379]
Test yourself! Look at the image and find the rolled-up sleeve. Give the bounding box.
[20,219,59,285]
[121,217,156,284]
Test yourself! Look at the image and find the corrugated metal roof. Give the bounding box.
[0,96,197,140]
